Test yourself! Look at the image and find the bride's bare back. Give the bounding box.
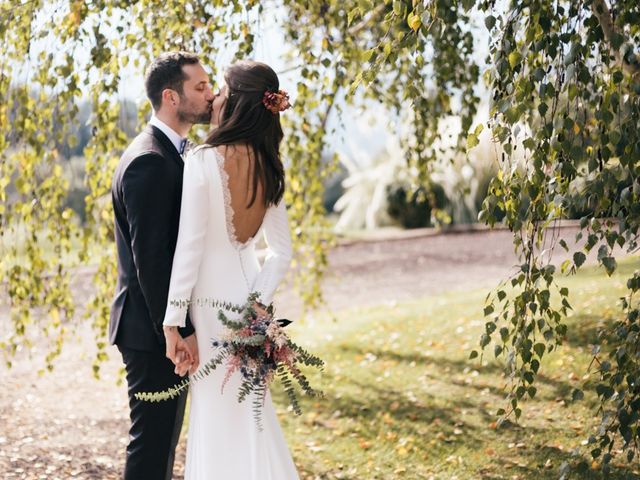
[217,145,267,246]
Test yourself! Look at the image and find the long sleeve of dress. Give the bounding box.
[251,200,293,305]
[163,150,209,327]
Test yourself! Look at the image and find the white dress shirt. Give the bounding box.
[149,115,186,155]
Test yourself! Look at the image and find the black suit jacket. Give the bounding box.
[110,125,194,352]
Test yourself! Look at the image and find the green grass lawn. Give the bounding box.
[274,258,640,480]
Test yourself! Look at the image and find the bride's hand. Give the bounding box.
[164,326,192,376]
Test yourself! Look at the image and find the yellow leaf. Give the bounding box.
[408,13,421,32]
[50,308,60,327]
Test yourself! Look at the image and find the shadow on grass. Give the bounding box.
[293,372,639,479]
[338,343,581,404]
[308,345,639,479]
[491,445,640,480]
[564,311,621,350]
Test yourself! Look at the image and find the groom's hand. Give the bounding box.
[183,333,200,375]
[173,343,192,377]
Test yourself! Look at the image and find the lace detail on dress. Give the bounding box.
[214,149,259,250]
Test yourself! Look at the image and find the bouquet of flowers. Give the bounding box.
[135,292,324,430]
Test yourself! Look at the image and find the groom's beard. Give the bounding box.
[177,103,212,125]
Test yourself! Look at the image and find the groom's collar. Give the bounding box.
[149,115,186,155]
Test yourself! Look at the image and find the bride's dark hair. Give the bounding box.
[205,61,286,208]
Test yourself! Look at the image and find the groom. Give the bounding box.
[110,51,214,480]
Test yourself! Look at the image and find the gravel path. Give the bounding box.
[0,226,631,479]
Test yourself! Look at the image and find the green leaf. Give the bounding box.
[601,256,617,276]
[500,327,510,341]
[538,14,551,32]
[597,244,608,261]
[531,359,540,373]
[538,102,548,116]
[573,251,586,268]
[466,133,479,151]
[508,51,521,69]
[392,0,404,16]
[484,15,496,30]
[523,137,536,150]
[383,41,392,57]
[362,48,375,62]
[523,371,534,384]
[347,7,361,27]
[612,70,624,84]
[533,67,545,82]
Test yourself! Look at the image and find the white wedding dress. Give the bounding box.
[163,145,299,479]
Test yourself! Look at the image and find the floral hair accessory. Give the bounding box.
[262,89,291,114]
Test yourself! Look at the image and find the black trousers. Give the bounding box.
[118,346,187,480]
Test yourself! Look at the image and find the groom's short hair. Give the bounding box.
[144,51,201,110]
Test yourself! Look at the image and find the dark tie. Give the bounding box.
[179,138,187,155]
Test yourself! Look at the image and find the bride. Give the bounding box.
[161,60,299,479]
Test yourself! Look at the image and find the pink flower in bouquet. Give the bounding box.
[266,321,288,348]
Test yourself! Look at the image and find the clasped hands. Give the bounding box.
[164,301,265,376]
[163,326,199,377]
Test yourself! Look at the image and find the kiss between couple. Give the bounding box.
[109,52,298,479]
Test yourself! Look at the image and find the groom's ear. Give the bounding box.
[161,88,179,108]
